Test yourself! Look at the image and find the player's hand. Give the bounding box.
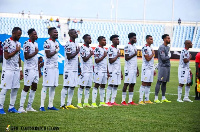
[20,71,23,80]
[104,51,107,57]
[189,54,192,60]
[137,69,139,77]
[121,74,123,80]
[90,50,94,55]
[16,44,21,52]
[154,70,156,76]
[76,47,80,53]
[117,51,121,57]
[35,47,39,54]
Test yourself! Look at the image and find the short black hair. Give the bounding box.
[97,36,105,42]
[162,34,169,40]
[38,56,43,60]
[82,34,90,39]
[68,29,75,35]
[27,28,35,35]
[48,27,56,34]
[128,32,136,39]
[146,35,152,39]
[12,27,22,33]
[110,34,119,41]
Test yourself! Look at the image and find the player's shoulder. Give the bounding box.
[3,38,12,45]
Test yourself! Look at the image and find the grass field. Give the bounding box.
[0,59,199,132]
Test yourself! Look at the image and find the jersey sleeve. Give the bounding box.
[108,47,114,58]
[23,41,30,53]
[124,45,129,55]
[43,40,50,50]
[65,42,72,53]
[142,46,148,56]
[80,46,86,58]
[2,40,9,52]
[182,50,188,59]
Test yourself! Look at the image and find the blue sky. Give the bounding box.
[0,0,199,22]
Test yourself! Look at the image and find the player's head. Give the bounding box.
[128,32,137,44]
[83,34,91,44]
[38,56,43,62]
[184,40,193,48]
[146,35,153,45]
[48,27,58,39]
[97,36,106,46]
[110,34,119,45]
[12,27,22,41]
[28,28,38,41]
[162,34,170,44]
[68,29,78,39]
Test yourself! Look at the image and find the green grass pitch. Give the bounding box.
[0,59,199,132]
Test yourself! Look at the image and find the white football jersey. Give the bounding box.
[43,39,59,68]
[94,45,107,73]
[141,44,154,69]
[124,43,137,71]
[64,40,79,71]
[80,44,93,73]
[108,45,121,74]
[2,37,21,70]
[179,49,190,68]
[23,40,38,70]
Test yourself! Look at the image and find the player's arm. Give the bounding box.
[19,55,23,80]
[82,50,93,62]
[45,50,57,58]
[159,47,170,61]
[183,54,192,63]
[67,46,80,60]
[125,49,137,61]
[95,51,107,63]
[4,44,20,60]
[144,53,154,61]
[109,51,120,64]
[24,47,39,60]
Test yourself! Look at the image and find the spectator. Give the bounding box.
[178,18,181,25]
[80,18,83,24]
[73,18,77,23]
[67,18,71,25]
[56,18,59,22]
[40,10,43,19]
[50,17,53,22]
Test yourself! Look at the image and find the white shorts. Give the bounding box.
[94,72,107,84]
[178,68,191,84]
[43,68,59,87]
[124,70,137,84]
[63,71,78,87]
[141,68,154,82]
[108,72,121,85]
[79,72,93,87]
[24,69,39,86]
[0,70,20,89]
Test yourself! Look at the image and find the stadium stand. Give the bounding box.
[0,17,61,39]
[193,26,200,48]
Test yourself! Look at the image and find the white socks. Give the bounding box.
[155,96,158,101]
[27,90,36,108]
[99,87,105,102]
[128,92,133,103]
[77,88,83,104]
[48,86,56,108]
[106,86,112,103]
[40,86,47,107]
[61,87,68,106]
[92,87,98,103]
[145,86,150,101]
[139,85,145,102]
[0,89,7,109]
[184,86,190,99]
[67,87,75,106]
[84,88,90,103]
[9,88,18,109]
[178,86,182,100]
[162,96,166,100]
[122,92,126,102]
[111,87,118,103]
[20,90,28,108]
